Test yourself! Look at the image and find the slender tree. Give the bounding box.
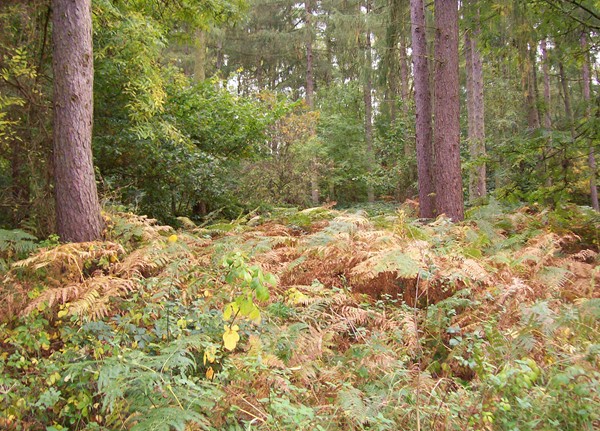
[433,0,463,220]
[52,0,103,242]
[465,7,486,203]
[363,0,375,203]
[410,0,435,217]
[581,31,599,211]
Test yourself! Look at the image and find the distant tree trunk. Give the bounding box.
[467,15,486,203]
[194,29,206,82]
[385,0,400,123]
[305,0,315,108]
[581,32,599,211]
[558,60,574,187]
[305,0,320,205]
[363,0,375,203]
[410,0,435,218]
[399,35,410,112]
[541,39,552,129]
[540,39,553,186]
[215,36,224,71]
[433,0,463,220]
[52,0,103,242]
[526,43,540,129]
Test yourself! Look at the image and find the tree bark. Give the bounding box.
[581,32,599,211]
[52,0,103,242]
[433,0,463,220]
[410,0,435,217]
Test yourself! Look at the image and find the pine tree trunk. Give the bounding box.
[52,0,103,242]
[470,17,486,202]
[364,0,375,203]
[410,0,435,218]
[305,0,314,108]
[558,60,573,188]
[526,44,540,129]
[581,32,599,211]
[433,0,463,220]
[540,39,553,187]
[541,39,552,129]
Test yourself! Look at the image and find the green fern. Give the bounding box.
[0,228,38,261]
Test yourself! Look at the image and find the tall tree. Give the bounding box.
[465,6,486,203]
[52,0,103,242]
[433,0,463,220]
[410,0,435,217]
[363,0,375,203]
[581,31,599,211]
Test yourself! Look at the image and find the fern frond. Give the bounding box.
[536,266,573,291]
[337,386,368,425]
[13,241,125,281]
[351,248,421,283]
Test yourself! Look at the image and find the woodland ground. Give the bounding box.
[0,201,599,430]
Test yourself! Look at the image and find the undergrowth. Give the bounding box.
[0,203,598,430]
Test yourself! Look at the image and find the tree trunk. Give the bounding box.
[52,0,103,242]
[581,32,599,211]
[541,39,552,129]
[469,16,486,202]
[363,0,375,203]
[433,0,463,220]
[540,38,553,186]
[526,43,540,129]
[305,0,315,108]
[410,0,435,218]
[558,60,574,188]
[194,29,206,82]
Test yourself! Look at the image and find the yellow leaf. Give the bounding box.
[168,234,178,243]
[206,366,215,379]
[223,325,240,351]
[57,309,69,318]
[203,346,217,365]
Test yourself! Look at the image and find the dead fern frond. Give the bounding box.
[498,277,534,304]
[13,242,125,282]
[569,249,598,263]
[23,276,137,320]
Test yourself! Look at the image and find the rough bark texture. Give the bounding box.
[410,0,435,218]
[581,32,599,211]
[433,0,463,220]
[52,0,103,242]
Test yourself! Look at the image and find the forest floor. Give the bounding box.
[1,201,599,430]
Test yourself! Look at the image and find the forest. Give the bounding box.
[0,0,599,429]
